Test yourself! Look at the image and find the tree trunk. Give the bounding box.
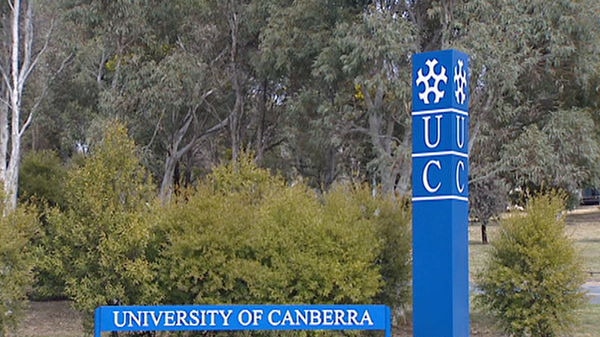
[3,0,26,212]
[481,221,488,244]
[228,7,243,163]
[254,79,268,164]
[160,154,178,203]
[158,111,195,203]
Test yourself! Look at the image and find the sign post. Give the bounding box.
[412,49,470,337]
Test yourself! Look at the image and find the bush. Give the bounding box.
[0,203,40,336]
[18,150,69,300]
[324,184,412,314]
[156,157,411,309]
[43,122,161,327]
[18,150,67,208]
[475,193,586,337]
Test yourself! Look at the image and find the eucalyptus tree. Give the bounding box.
[259,0,373,190]
[312,2,420,194]
[0,0,67,211]
[456,0,600,203]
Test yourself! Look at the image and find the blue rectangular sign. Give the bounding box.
[412,49,470,337]
[95,304,391,337]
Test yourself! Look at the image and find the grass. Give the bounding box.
[573,304,600,337]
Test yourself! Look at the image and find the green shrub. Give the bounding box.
[18,150,67,208]
[323,184,412,314]
[43,122,161,328]
[18,150,69,300]
[0,203,40,336]
[475,193,586,337]
[156,158,410,308]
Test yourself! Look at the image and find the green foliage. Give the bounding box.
[19,150,67,208]
[43,122,161,323]
[156,158,411,310]
[0,203,40,336]
[325,184,412,314]
[475,193,587,337]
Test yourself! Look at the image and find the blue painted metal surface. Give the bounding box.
[95,304,391,337]
[412,49,470,337]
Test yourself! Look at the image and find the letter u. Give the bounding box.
[114,312,127,328]
[423,115,443,148]
[456,115,466,148]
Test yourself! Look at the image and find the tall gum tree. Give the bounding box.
[0,0,52,211]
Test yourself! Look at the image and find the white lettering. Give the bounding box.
[360,311,374,326]
[129,311,143,327]
[252,309,263,326]
[268,310,281,326]
[238,309,252,326]
[423,115,443,148]
[456,115,466,148]
[220,310,233,326]
[140,311,150,327]
[164,311,176,327]
[188,310,200,326]
[309,310,321,325]
[322,310,333,325]
[150,311,163,326]
[176,310,189,326]
[282,310,295,326]
[347,310,359,325]
[113,311,126,328]
[423,160,442,193]
[335,310,345,325]
[456,160,465,193]
[295,310,308,326]
[206,310,218,326]
[110,307,380,330]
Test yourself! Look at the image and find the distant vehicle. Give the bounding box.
[579,187,600,205]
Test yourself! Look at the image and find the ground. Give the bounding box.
[12,206,600,337]
[15,301,82,337]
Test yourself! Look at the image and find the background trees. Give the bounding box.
[13,0,599,210]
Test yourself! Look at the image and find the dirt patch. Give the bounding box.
[13,301,83,337]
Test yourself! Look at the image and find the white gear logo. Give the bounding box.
[416,58,447,104]
[454,59,467,104]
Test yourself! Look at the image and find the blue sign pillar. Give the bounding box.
[412,50,470,337]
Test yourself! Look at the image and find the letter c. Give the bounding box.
[456,160,465,193]
[423,160,441,193]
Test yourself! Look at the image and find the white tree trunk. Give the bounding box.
[1,0,41,212]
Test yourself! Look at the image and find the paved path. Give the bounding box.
[584,282,600,304]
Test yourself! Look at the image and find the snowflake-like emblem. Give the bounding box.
[454,59,467,104]
[416,58,447,104]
